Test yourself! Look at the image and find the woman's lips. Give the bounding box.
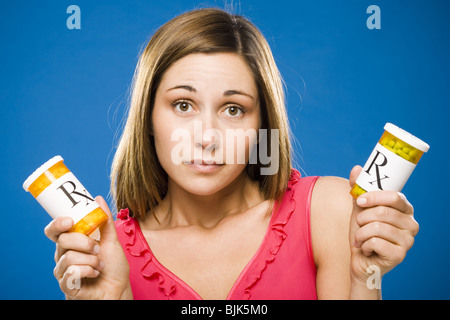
[184,160,224,173]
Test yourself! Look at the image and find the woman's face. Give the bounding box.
[152,53,260,196]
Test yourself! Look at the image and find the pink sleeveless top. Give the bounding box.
[115,169,319,300]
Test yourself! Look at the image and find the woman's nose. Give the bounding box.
[193,113,220,150]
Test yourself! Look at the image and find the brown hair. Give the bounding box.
[111,8,292,220]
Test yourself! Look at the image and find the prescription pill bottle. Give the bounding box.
[350,123,430,198]
[23,156,108,236]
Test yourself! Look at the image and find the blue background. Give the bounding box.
[1,0,448,299]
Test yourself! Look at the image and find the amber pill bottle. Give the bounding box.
[23,156,108,236]
[350,123,430,198]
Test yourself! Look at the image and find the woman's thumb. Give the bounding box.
[349,165,363,187]
[94,195,118,242]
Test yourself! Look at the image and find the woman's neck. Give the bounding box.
[145,173,265,230]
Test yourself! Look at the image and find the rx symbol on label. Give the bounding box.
[365,150,389,190]
[57,181,94,208]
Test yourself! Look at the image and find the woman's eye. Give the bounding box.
[225,106,244,117]
[172,101,193,113]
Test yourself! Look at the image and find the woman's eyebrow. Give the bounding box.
[223,89,255,100]
[167,85,196,92]
[166,85,255,100]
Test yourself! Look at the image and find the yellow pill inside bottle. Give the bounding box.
[350,123,430,198]
[23,156,108,236]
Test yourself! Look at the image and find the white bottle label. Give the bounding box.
[356,143,416,192]
[36,172,99,224]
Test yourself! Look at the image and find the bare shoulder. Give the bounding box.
[310,176,354,266]
[310,175,355,299]
[311,176,353,219]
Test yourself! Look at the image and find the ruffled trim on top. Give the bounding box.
[117,168,301,300]
[117,208,177,298]
[237,169,301,299]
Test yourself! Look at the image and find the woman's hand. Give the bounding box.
[44,196,132,299]
[348,166,419,286]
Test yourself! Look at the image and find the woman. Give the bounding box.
[45,8,418,300]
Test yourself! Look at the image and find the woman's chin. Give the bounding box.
[169,164,246,196]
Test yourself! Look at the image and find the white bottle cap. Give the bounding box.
[384,123,430,153]
[23,156,64,192]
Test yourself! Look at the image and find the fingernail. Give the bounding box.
[356,196,367,206]
[93,244,100,254]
